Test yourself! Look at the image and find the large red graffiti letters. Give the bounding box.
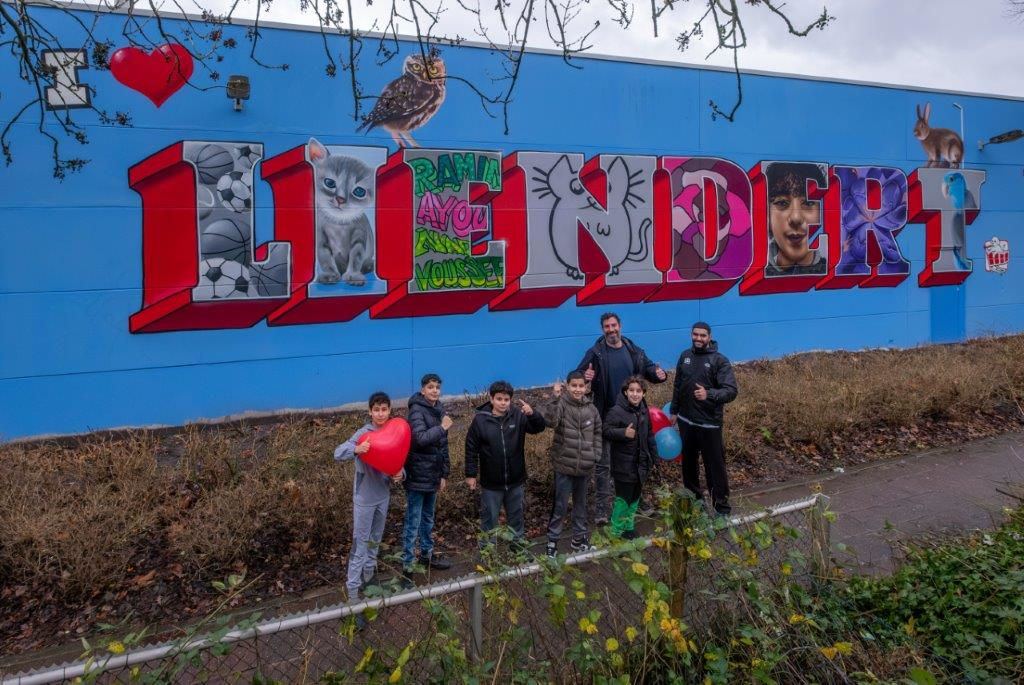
[130,140,986,332]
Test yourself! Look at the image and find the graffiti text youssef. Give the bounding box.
[127,140,985,333]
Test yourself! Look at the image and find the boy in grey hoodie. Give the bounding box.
[334,391,404,600]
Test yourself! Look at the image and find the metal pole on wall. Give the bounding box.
[807,494,832,580]
[953,102,965,162]
[468,584,484,663]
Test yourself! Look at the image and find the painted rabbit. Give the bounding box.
[914,103,963,168]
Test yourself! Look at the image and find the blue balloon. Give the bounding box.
[655,427,682,460]
[662,401,673,417]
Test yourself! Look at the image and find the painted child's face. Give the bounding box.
[369,402,391,426]
[625,382,644,406]
[567,378,587,401]
[769,193,820,267]
[491,392,511,415]
[422,380,442,403]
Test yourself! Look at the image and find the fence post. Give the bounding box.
[807,494,832,579]
[668,494,692,618]
[468,583,483,663]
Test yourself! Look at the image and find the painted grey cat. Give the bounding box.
[309,137,375,285]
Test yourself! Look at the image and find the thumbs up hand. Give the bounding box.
[694,384,708,401]
[584,363,595,382]
[625,423,636,438]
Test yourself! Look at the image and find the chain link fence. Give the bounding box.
[2,495,828,684]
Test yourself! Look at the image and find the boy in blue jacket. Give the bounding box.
[334,391,404,601]
[403,373,454,573]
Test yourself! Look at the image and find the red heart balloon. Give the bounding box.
[356,418,411,477]
[110,44,194,107]
[649,407,672,434]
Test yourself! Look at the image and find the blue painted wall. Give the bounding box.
[1,7,1022,438]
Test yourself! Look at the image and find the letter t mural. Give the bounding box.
[371,149,507,317]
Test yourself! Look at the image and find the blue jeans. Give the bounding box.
[402,490,437,566]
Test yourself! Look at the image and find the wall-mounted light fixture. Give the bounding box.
[978,129,1024,151]
[226,75,250,112]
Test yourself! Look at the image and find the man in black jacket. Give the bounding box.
[575,312,667,524]
[669,321,739,516]
[465,380,547,549]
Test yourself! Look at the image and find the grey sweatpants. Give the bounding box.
[548,472,589,543]
[347,498,389,598]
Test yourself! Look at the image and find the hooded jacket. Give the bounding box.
[405,392,451,492]
[669,340,738,428]
[575,335,665,417]
[464,402,547,490]
[542,393,602,477]
[603,393,657,484]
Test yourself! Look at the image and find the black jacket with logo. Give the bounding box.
[405,392,451,492]
[603,392,657,484]
[575,336,665,417]
[464,403,547,490]
[669,341,738,428]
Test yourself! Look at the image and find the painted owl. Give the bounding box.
[357,52,446,148]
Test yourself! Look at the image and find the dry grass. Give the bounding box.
[1,335,1023,600]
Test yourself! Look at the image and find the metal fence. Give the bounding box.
[2,494,829,684]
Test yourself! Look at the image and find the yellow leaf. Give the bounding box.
[605,637,619,652]
[834,641,853,656]
[788,614,805,625]
[625,626,638,643]
[355,647,374,673]
[388,666,402,683]
[904,616,916,636]
[820,646,838,660]
[575,591,586,600]
[107,641,126,655]
[631,562,649,576]
[780,563,793,576]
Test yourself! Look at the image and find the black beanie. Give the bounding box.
[692,321,711,334]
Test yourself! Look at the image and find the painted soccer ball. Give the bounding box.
[231,144,261,173]
[215,170,253,212]
[194,258,252,300]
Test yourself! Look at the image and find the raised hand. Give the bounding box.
[355,439,371,455]
[694,384,708,401]
[441,415,454,431]
[625,423,636,438]
[553,380,564,397]
[655,365,667,381]
[584,363,595,382]
[517,399,534,415]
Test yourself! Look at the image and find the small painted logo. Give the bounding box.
[704,362,711,368]
[684,357,691,365]
[984,236,1009,274]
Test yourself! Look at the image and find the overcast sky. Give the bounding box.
[237,0,1023,97]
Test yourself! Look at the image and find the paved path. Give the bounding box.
[740,431,1024,574]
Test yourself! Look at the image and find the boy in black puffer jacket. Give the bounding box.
[464,380,546,551]
[403,373,454,573]
[603,375,658,539]
[542,370,603,556]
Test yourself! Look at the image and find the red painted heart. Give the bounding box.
[356,417,411,476]
[110,44,194,107]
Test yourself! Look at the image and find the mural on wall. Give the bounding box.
[914,102,964,169]
[127,138,988,332]
[984,237,1009,274]
[357,52,447,148]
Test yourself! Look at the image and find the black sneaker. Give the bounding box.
[621,530,638,541]
[419,553,452,570]
[354,612,368,632]
[545,541,558,558]
[570,538,596,553]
